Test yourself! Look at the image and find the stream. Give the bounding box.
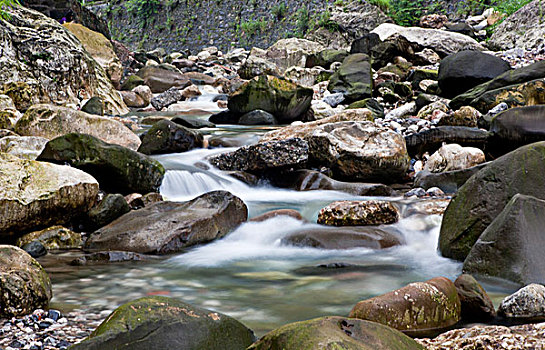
[44,96,514,336]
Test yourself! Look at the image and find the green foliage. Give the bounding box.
[334,0,345,6]
[388,0,442,26]
[367,0,390,12]
[315,10,340,32]
[0,0,20,20]
[239,19,269,36]
[271,2,287,20]
[126,0,161,23]
[295,6,310,37]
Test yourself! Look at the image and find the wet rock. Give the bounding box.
[454,274,496,321]
[349,277,461,337]
[0,6,128,114]
[16,226,82,251]
[0,154,98,240]
[225,171,258,185]
[171,116,215,129]
[120,75,145,91]
[138,120,203,155]
[438,51,511,98]
[136,65,190,93]
[498,284,545,321]
[424,144,485,173]
[282,226,401,250]
[22,241,47,258]
[71,296,255,350]
[318,200,399,226]
[81,96,104,116]
[449,60,545,111]
[327,54,372,103]
[126,192,164,210]
[37,133,165,195]
[371,23,484,57]
[85,194,130,231]
[0,136,48,160]
[463,194,545,285]
[71,251,148,265]
[414,162,489,193]
[439,142,545,261]
[15,104,141,151]
[228,75,313,123]
[151,87,183,111]
[275,169,393,196]
[209,138,308,173]
[0,245,52,318]
[489,0,545,51]
[248,316,424,350]
[63,23,122,88]
[85,191,247,254]
[208,109,240,124]
[438,106,480,127]
[250,209,304,222]
[487,105,545,158]
[308,121,410,182]
[405,126,488,158]
[238,110,277,125]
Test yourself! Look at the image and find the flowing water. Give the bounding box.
[44,95,514,336]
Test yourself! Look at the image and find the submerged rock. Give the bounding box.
[439,142,545,261]
[318,200,399,226]
[71,296,256,350]
[463,194,545,285]
[228,75,313,122]
[15,104,141,151]
[37,133,165,195]
[349,277,461,337]
[138,120,203,155]
[0,6,128,114]
[85,191,247,254]
[248,316,424,350]
[0,154,98,240]
[0,245,52,318]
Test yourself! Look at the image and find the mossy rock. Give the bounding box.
[228,75,313,122]
[248,316,424,350]
[0,245,52,317]
[71,296,256,350]
[306,49,349,68]
[439,142,545,261]
[328,54,373,103]
[469,78,545,113]
[349,277,461,337]
[1,82,39,112]
[120,75,145,91]
[0,111,14,129]
[346,98,383,119]
[37,133,165,195]
[138,119,203,155]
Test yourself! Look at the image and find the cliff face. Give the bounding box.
[92,0,380,53]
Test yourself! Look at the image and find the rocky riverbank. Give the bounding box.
[1,0,545,349]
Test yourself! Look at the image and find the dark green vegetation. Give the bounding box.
[0,0,20,19]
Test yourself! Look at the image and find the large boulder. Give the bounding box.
[0,6,128,114]
[498,284,545,321]
[371,23,484,57]
[209,138,308,173]
[438,51,511,98]
[317,200,399,226]
[439,142,545,261]
[449,60,545,111]
[0,245,52,318]
[0,153,98,240]
[248,316,424,350]
[487,105,545,157]
[261,38,325,71]
[85,191,247,254]
[138,120,203,155]
[282,226,402,250]
[136,65,190,93]
[454,274,496,321]
[489,0,545,51]
[424,144,485,173]
[308,121,410,182]
[37,133,164,195]
[228,75,313,122]
[468,78,545,113]
[349,277,461,336]
[63,23,123,88]
[463,194,545,285]
[71,296,256,350]
[327,53,373,103]
[0,135,48,160]
[15,104,141,151]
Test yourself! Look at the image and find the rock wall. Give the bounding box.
[93,0,375,53]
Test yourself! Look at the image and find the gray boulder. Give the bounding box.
[498,284,545,321]
[136,65,190,93]
[439,142,545,261]
[327,54,373,103]
[85,191,247,254]
[71,296,256,350]
[463,194,545,285]
[138,120,203,155]
[238,110,277,125]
